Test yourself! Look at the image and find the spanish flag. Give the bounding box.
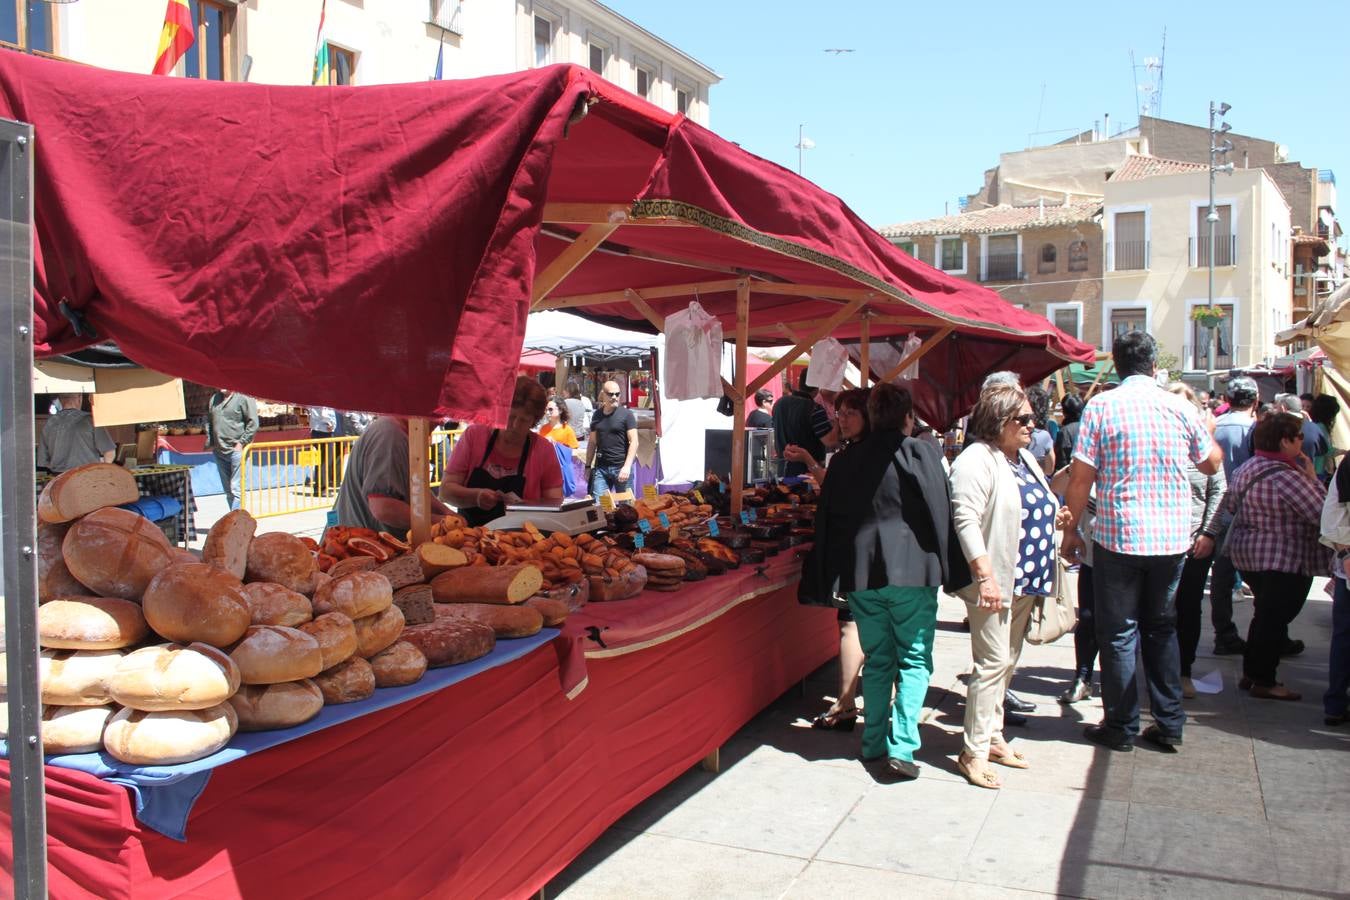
[151,0,195,76]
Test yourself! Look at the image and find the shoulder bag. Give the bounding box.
[1213,464,1282,558]
[1026,558,1077,645]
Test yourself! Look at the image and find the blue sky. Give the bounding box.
[624,1,1346,232]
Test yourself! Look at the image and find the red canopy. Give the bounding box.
[0,53,1091,426]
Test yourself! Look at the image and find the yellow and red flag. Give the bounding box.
[151,0,195,76]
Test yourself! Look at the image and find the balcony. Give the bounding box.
[1108,241,1149,271]
[1189,235,1238,267]
[981,252,1024,282]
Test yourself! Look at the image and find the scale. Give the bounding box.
[484,497,605,535]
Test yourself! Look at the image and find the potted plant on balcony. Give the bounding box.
[1191,305,1227,329]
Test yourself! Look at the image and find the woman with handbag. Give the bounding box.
[949,383,1067,789]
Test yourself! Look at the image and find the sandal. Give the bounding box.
[989,741,1030,769]
[811,707,858,731]
[957,752,1001,789]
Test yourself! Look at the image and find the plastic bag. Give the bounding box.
[805,338,847,391]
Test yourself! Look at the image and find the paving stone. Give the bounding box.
[1127,764,1265,819]
[783,861,956,899]
[1119,803,1277,898]
[1268,820,1350,896]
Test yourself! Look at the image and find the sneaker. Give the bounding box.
[1180,676,1196,699]
[1213,636,1246,656]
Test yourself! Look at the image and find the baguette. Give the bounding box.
[430,563,541,605]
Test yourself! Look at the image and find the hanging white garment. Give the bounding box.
[663,301,723,399]
[805,338,848,391]
[896,333,923,381]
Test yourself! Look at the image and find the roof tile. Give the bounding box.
[878,200,1101,238]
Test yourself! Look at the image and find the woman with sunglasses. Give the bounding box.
[538,399,578,449]
[949,383,1065,789]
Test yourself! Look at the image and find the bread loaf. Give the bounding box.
[109,642,242,711]
[534,578,589,613]
[369,640,427,688]
[141,563,252,647]
[373,554,425,591]
[245,532,319,595]
[588,566,647,602]
[37,522,88,602]
[416,542,467,579]
[243,582,313,628]
[524,597,569,627]
[309,570,332,598]
[392,584,436,626]
[430,563,541,605]
[312,571,392,620]
[436,603,543,638]
[201,509,256,580]
[230,626,324,685]
[39,597,148,650]
[631,552,686,576]
[228,679,324,731]
[401,611,495,668]
[167,547,200,567]
[353,605,405,659]
[37,462,139,524]
[326,556,378,579]
[297,612,358,671]
[42,705,114,755]
[39,649,124,706]
[312,656,375,704]
[63,507,175,600]
[103,703,238,766]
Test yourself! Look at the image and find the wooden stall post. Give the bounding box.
[408,417,431,547]
[1086,359,1115,399]
[879,327,954,383]
[729,280,750,516]
[1053,368,1067,402]
[859,313,871,388]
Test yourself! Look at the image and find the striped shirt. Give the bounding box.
[1225,456,1330,576]
[1074,375,1212,556]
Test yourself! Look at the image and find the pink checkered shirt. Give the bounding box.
[1074,375,1213,556]
[1225,456,1330,576]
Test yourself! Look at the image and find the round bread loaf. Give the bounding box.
[296,612,358,671]
[312,656,375,704]
[39,597,148,650]
[167,547,200,567]
[103,704,238,766]
[201,508,256,580]
[243,582,313,628]
[369,641,427,688]
[63,507,176,601]
[228,679,324,732]
[42,705,114,755]
[245,532,319,595]
[353,605,405,659]
[37,522,88,602]
[109,643,242,711]
[230,625,323,685]
[326,556,378,579]
[141,563,251,647]
[37,462,139,524]
[39,648,124,706]
[310,570,332,597]
[631,551,685,574]
[312,571,392,620]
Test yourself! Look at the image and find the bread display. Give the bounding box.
[37,462,139,524]
[201,508,257,580]
[312,656,375,704]
[430,563,541,605]
[524,597,569,627]
[62,507,175,600]
[42,705,115,755]
[368,640,427,688]
[588,566,647,602]
[168,547,201,567]
[38,597,149,650]
[353,605,405,659]
[103,703,238,766]
[141,563,252,647]
[436,603,543,638]
[326,556,378,579]
[297,612,359,671]
[230,626,324,685]
[228,679,324,732]
[631,552,686,578]
[392,584,436,626]
[312,571,393,620]
[533,578,589,613]
[373,553,425,591]
[39,648,124,706]
[416,542,467,579]
[109,643,242,712]
[401,611,495,668]
[243,582,313,628]
[245,532,319,595]
[310,570,332,597]
[37,522,88,602]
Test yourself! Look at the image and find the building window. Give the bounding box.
[182,1,235,81]
[983,234,1020,281]
[895,241,918,257]
[429,0,463,35]
[1190,302,1235,371]
[635,66,652,99]
[1193,204,1234,266]
[1109,307,1147,342]
[937,236,966,273]
[1,1,56,54]
[1038,243,1057,274]
[588,43,607,75]
[1112,211,1147,270]
[676,87,690,115]
[533,14,553,66]
[1047,303,1082,341]
[328,45,355,85]
[1068,240,1089,272]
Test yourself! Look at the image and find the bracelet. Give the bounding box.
[976,575,992,584]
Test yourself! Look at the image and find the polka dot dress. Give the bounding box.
[1012,458,1056,597]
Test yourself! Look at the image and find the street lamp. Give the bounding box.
[1207,101,1235,392]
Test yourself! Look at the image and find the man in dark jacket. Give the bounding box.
[205,389,259,511]
[774,371,836,476]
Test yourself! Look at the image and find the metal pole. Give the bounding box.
[797,124,803,176]
[1,118,48,899]
[1207,102,1218,393]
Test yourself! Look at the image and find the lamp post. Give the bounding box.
[1207,101,1234,392]
[795,124,815,176]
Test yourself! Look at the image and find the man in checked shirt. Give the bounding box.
[1061,332,1223,753]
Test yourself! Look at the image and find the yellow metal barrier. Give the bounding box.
[241,428,464,519]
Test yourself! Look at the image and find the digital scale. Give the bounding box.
[484,497,605,535]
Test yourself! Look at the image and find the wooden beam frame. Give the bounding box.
[859,315,871,388]
[1086,360,1115,398]
[747,282,879,303]
[745,297,866,396]
[530,222,621,306]
[879,327,953,383]
[407,418,431,547]
[625,289,666,331]
[730,281,750,516]
[534,278,743,312]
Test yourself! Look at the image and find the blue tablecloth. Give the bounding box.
[2,630,557,840]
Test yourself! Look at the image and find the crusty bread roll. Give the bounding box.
[201,509,256,580]
[37,522,88,602]
[167,547,200,567]
[369,641,427,688]
[39,597,148,650]
[42,705,114,755]
[309,570,332,598]
[141,563,252,647]
[243,582,313,628]
[228,679,324,732]
[353,605,405,659]
[312,656,375,704]
[401,611,495,668]
[327,556,378,580]
[103,703,238,766]
[435,603,544,638]
[109,643,242,711]
[312,571,392,620]
[39,648,124,706]
[245,532,319,595]
[230,625,323,685]
[63,507,175,601]
[297,612,358,671]
[37,462,139,524]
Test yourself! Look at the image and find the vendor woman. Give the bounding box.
[440,376,564,526]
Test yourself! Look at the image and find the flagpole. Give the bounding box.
[798,124,804,175]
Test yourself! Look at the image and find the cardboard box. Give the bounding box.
[90,370,185,428]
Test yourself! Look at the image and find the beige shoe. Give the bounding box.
[1181,676,1196,699]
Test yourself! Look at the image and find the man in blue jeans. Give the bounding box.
[1062,332,1223,752]
[585,380,638,500]
[205,389,259,511]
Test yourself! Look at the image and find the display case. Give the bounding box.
[703,428,776,486]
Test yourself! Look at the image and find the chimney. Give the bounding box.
[1094,120,1100,142]
[1039,198,1045,221]
[1104,113,1110,138]
[1243,150,1249,169]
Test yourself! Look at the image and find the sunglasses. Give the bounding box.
[603,391,621,397]
[1008,414,1035,427]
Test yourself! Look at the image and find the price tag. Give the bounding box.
[637,518,651,533]
[643,484,658,502]
[634,532,646,549]
[740,511,750,525]
[708,519,720,537]
[692,490,704,504]
[748,507,758,522]
[600,492,616,512]
[658,511,670,528]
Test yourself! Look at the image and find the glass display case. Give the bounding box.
[703,427,776,486]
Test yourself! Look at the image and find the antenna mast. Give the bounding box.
[1132,29,1167,122]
